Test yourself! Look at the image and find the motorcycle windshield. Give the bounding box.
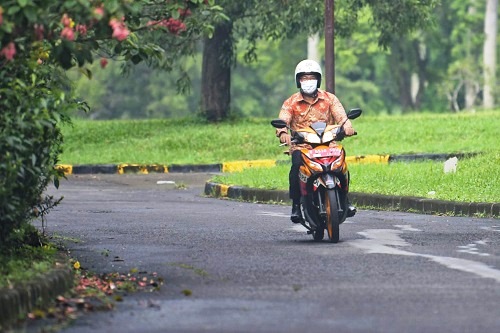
[310,122,327,136]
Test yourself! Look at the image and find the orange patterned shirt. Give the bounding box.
[276,89,354,152]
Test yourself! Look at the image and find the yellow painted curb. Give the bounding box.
[54,156,389,176]
[222,159,277,173]
[55,164,73,175]
[117,164,168,174]
[219,184,229,197]
[346,155,390,164]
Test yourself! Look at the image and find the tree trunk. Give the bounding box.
[390,39,414,112]
[201,21,233,122]
[465,2,478,109]
[483,0,498,109]
[412,39,428,109]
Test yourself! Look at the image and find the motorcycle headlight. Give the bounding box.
[322,131,334,143]
[331,155,345,171]
[303,156,323,172]
[308,160,323,172]
[301,132,320,144]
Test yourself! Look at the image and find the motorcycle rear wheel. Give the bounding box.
[325,190,340,243]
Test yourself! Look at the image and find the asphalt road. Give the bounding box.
[31,174,500,333]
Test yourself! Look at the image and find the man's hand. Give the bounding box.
[344,127,356,136]
[279,133,291,146]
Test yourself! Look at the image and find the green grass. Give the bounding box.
[0,245,58,289]
[60,111,499,164]
[60,118,283,165]
[59,111,500,203]
[212,151,500,203]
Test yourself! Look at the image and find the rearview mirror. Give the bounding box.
[347,108,362,120]
[271,119,287,128]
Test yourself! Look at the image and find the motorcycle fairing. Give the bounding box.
[298,143,347,196]
[299,166,349,196]
[296,122,342,144]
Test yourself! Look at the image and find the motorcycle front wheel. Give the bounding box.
[325,189,340,243]
[312,228,324,241]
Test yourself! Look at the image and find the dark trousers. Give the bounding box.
[289,150,302,204]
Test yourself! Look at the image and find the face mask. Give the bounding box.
[300,79,318,95]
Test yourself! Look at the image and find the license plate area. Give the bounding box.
[308,147,342,158]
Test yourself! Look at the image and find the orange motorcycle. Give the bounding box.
[271,108,362,243]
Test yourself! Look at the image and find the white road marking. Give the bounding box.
[394,225,422,232]
[480,226,500,232]
[257,211,289,218]
[350,229,500,283]
[457,240,491,257]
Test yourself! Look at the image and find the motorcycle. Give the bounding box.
[271,108,362,243]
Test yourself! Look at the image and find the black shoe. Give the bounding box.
[347,204,357,218]
[291,204,303,223]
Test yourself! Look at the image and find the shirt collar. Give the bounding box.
[297,89,326,102]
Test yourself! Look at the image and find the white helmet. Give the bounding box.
[294,59,322,88]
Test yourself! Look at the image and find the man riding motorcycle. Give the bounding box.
[276,59,357,223]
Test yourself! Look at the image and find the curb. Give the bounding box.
[55,159,279,175]
[204,182,499,218]
[0,261,74,330]
[55,152,479,175]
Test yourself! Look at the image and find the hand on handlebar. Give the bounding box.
[336,127,356,141]
[344,127,356,136]
[279,133,291,146]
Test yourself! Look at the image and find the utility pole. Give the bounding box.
[325,0,335,93]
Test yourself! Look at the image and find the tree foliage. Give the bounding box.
[199,0,440,121]
[70,0,497,119]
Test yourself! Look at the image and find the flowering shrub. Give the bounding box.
[0,0,226,250]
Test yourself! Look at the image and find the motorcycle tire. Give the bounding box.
[325,189,340,243]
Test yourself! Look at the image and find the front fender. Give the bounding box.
[322,173,337,189]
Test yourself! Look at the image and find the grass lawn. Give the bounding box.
[60,111,500,203]
[211,151,500,203]
[60,111,499,164]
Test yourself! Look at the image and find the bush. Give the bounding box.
[0,59,74,250]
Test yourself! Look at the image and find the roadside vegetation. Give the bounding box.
[0,244,57,289]
[60,111,498,164]
[0,2,222,328]
[210,153,499,203]
[59,111,500,203]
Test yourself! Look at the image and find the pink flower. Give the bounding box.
[0,42,16,61]
[76,24,87,36]
[100,58,108,69]
[60,27,75,41]
[109,18,129,41]
[165,18,186,35]
[61,14,71,27]
[34,24,45,41]
[146,18,186,35]
[94,6,105,20]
